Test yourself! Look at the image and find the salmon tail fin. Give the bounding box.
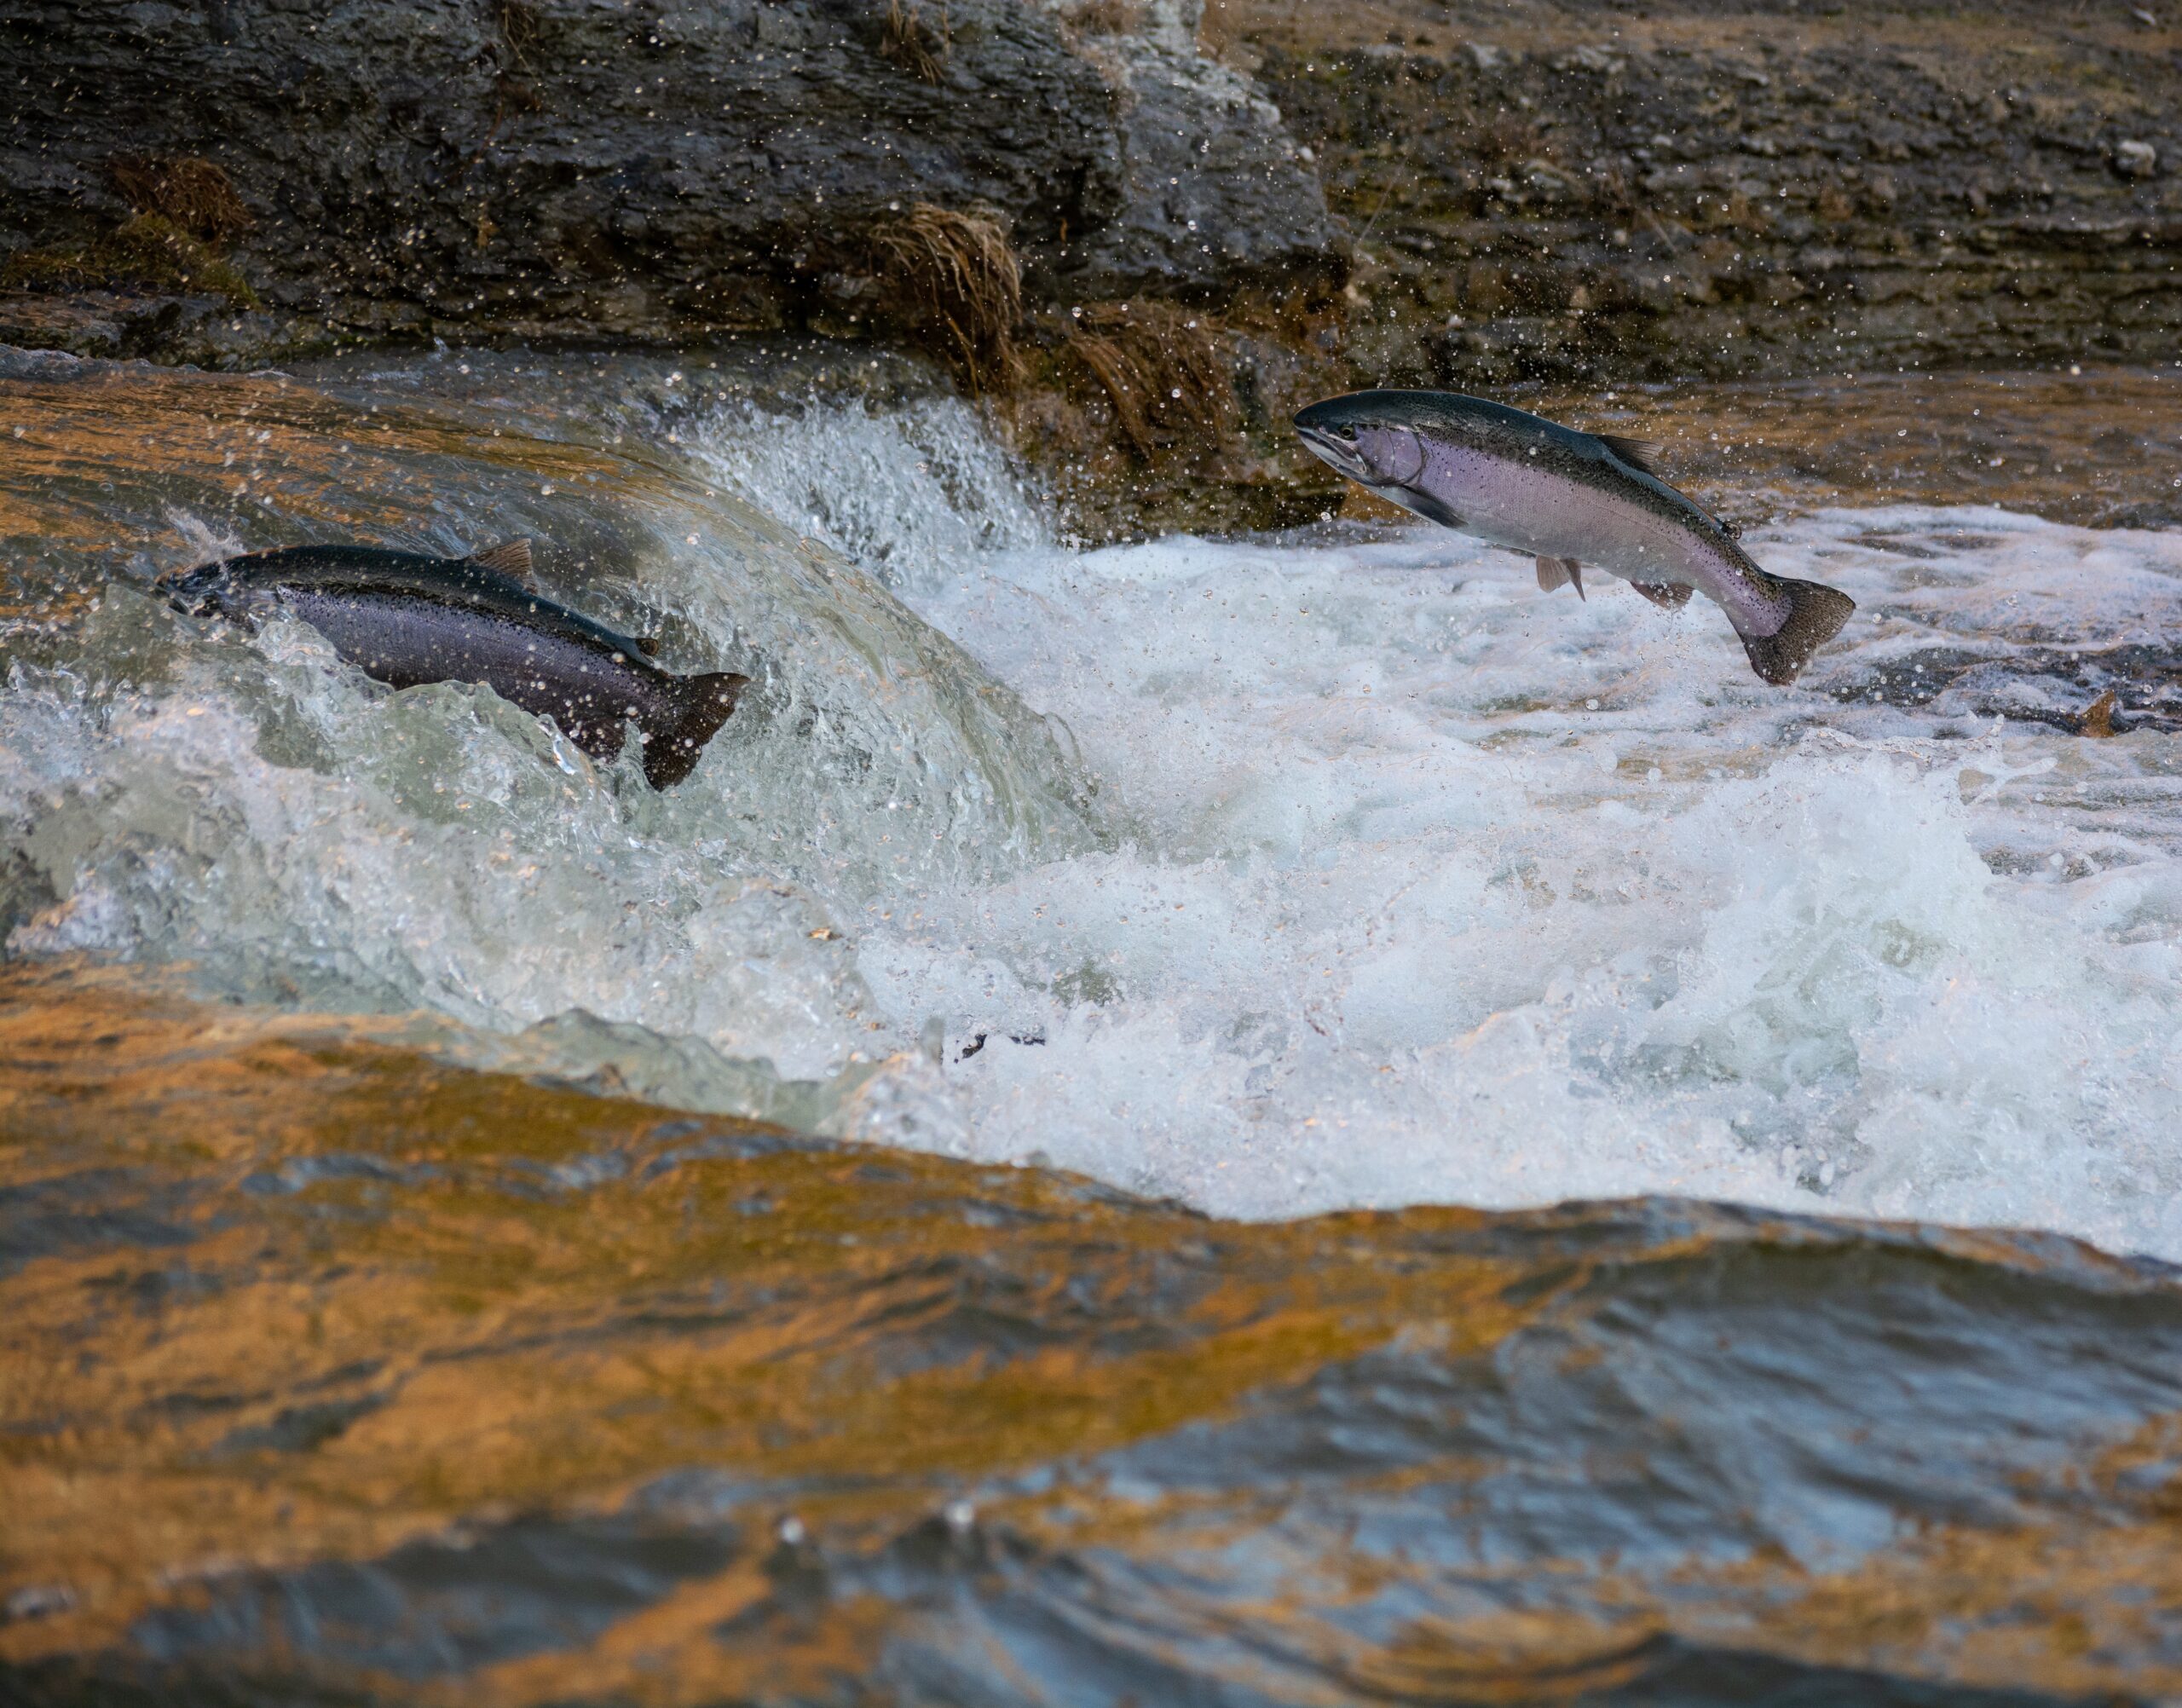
[640,671,748,788]
[1740,577,1856,685]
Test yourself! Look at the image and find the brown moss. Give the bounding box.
[2,213,260,308]
[1470,111,1544,168]
[494,0,543,69]
[868,202,1021,395]
[881,0,950,82]
[1065,299,1240,463]
[105,153,252,245]
[1063,0,1140,33]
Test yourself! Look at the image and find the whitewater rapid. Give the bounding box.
[698,391,2182,1249]
[5,354,2179,1255]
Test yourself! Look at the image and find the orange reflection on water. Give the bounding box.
[8,961,2182,1702]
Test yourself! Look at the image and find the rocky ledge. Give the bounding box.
[0,0,1340,359]
[5,1,2180,537]
[1232,0,2182,386]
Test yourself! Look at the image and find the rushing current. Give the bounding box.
[4,345,2180,1257]
[10,343,2182,1707]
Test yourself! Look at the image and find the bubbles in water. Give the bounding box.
[8,361,2182,1259]
[876,503,2182,1251]
[0,366,1100,1146]
[685,395,1051,593]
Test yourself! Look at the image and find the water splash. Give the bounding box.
[875,505,2182,1252]
[685,393,1053,593]
[0,355,1099,1144]
[5,352,2181,1256]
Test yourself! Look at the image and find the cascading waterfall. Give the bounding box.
[4,345,2182,1255]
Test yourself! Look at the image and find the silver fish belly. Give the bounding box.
[1293,389,1854,684]
[1415,438,1791,638]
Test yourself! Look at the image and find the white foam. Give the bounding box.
[685,394,1053,591]
[873,498,2182,1251]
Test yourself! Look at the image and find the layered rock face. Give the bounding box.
[0,0,1342,358]
[1241,3,2182,383]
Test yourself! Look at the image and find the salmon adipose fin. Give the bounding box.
[1631,580,1694,610]
[639,671,749,788]
[1535,556,1585,599]
[467,538,537,589]
[1739,578,1856,685]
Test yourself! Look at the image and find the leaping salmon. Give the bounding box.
[164,539,748,788]
[1293,389,1854,684]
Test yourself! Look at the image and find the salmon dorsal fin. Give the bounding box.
[1597,433,1663,478]
[467,538,537,588]
[1536,556,1585,600]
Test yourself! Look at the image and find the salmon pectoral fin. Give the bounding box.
[639,671,750,788]
[1631,580,1694,610]
[1402,489,1466,530]
[1740,578,1856,686]
[1535,557,1585,600]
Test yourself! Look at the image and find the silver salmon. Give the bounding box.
[165,539,748,788]
[1294,389,1854,684]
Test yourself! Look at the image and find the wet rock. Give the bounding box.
[3,1584,74,1624]
[0,0,1338,358]
[2115,139,2161,178]
[0,291,327,371]
[1047,22,1342,299]
[0,293,126,362]
[13,965,2182,1705]
[1827,642,2182,734]
[1252,11,2182,386]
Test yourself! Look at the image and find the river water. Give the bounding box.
[6,343,2182,1703]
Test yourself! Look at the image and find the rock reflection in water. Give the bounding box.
[5,961,2182,1706]
[1542,365,2182,534]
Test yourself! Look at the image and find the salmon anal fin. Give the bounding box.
[468,538,537,588]
[1631,580,1694,610]
[1597,433,1664,477]
[1535,556,1585,600]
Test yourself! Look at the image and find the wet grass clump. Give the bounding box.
[881,0,949,82]
[1065,300,1240,463]
[2,214,260,308]
[105,153,253,245]
[869,203,1021,396]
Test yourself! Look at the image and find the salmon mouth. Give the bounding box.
[1296,423,1370,482]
